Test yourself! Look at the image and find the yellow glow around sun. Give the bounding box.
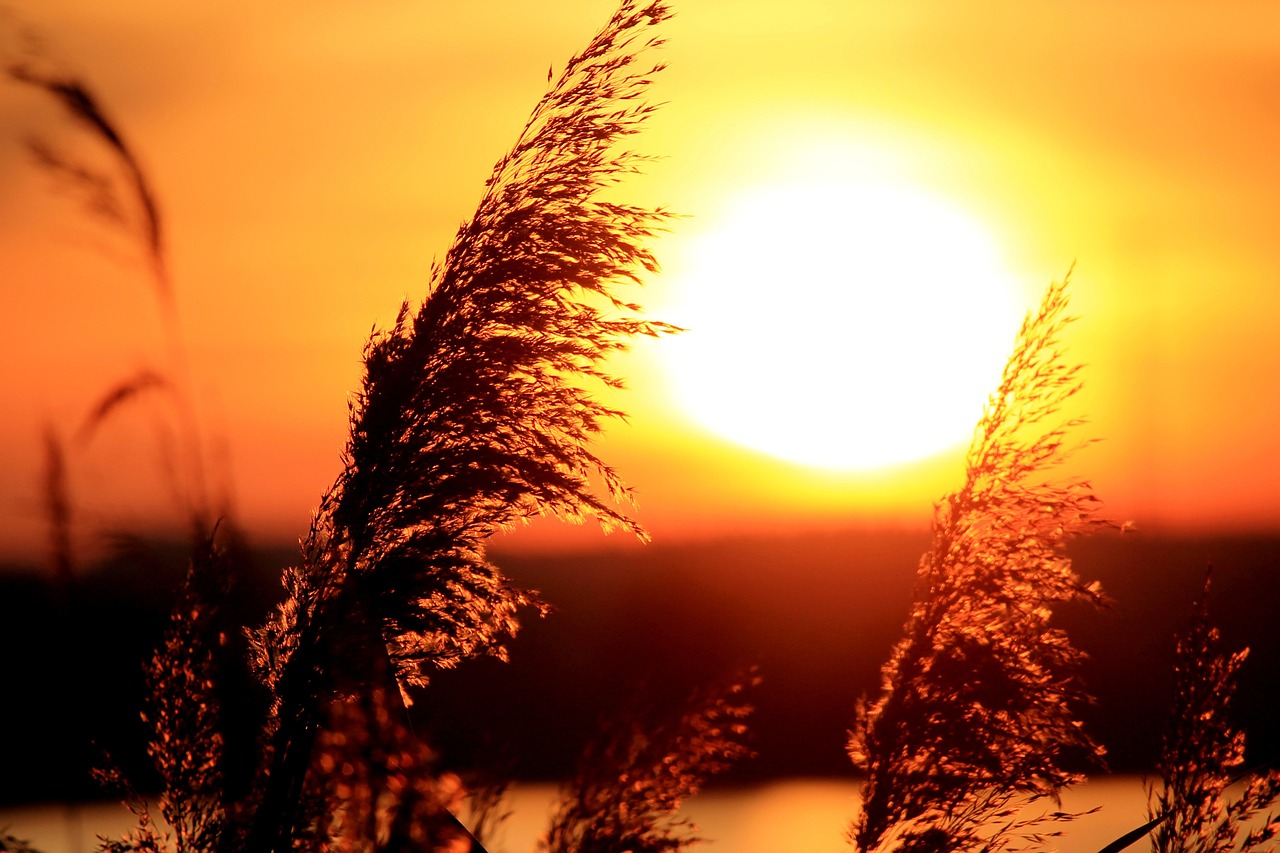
[662,176,1027,471]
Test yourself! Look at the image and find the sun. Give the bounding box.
[661,177,1027,471]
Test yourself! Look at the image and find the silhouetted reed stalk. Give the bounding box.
[28,7,1280,853]
[1147,571,1280,853]
[95,531,231,853]
[9,51,214,543]
[240,2,675,849]
[848,278,1116,853]
[542,673,757,853]
[10,1,677,850]
[10,45,226,853]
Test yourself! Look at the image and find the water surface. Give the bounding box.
[1,777,1159,853]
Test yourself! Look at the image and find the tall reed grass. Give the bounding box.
[7,3,1279,853]
[844,282,1279,853]
[1146,572,1280,853]
[847,279,1115,853]
[10,2,704,851]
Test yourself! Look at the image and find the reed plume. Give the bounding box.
[7,61,169,300]
[11,1,676,849]
[542,673,756,853]
[243,2,675,848]
[1147,571,1280,853]
[848,278,1115,853]
[94,532,231,852]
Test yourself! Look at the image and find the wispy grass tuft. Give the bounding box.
[10,41,213,542]
[10,3,679,849]
[74,369,173,445]
[542,671,757,853]
[306,684,473,852]
[93,531,232,852]
[848,277,1116,853]
[7,61,169,300]
[242,2,676,848]
[1147,570,1280,853]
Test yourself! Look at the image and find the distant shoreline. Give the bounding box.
[2,530,1277,803]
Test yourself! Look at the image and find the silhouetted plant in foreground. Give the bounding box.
[1147,572,1280,853]
[13,5,1280,853]
[848,278,1116,853]
[541,673,757,853]
[9,27,216,552]
[305,684,472,851]
[242,2,675,848]
[11,1,685,851]
[92,533,231,852]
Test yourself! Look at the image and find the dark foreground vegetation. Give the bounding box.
[3,1,1279,851]
[3,531,1279,803]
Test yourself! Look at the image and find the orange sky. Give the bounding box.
[3,1,1280,560]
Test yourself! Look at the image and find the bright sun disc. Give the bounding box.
[663,178,1026,471]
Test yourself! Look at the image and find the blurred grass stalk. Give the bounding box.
[16,4,1280,853]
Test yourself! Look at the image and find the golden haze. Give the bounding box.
[3,1,1280,558]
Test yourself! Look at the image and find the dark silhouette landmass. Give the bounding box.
[2,528,1276,805]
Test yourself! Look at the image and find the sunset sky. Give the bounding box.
[3,1,1280,561]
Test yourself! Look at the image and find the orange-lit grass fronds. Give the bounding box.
[849,277,1115,853]
[250,0,674,701]
[244,3,675,849]
[1147,571,1280,853]
[307,685,472,853]
[95,532,231,853]
[542,672,757,853]
[10,52,214,544]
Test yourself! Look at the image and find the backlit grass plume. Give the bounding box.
[1147,571,1280,853]
[245,2,675,848]
[95,534,231,853]
[542,673,757,853]
[251,0,673,692]
[848,278,1114,853]
[306,685,473,852]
